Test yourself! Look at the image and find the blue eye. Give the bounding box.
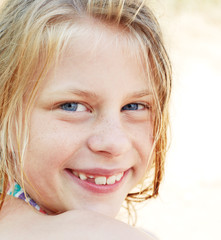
[60,103,87,112]
[122,103,145,111]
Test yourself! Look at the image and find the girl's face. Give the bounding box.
[23,23,154,217]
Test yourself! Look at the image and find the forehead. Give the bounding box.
[61,18,146,68]
[36,19,152,100]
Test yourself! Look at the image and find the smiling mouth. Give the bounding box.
[71,170,124,186]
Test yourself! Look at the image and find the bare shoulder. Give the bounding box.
[0,202,155,240]
[44,210,157,240]
[45,210,156,240]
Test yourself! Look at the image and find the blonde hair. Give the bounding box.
[0,0,172,220]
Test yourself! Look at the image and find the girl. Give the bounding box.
[0,0,171,239]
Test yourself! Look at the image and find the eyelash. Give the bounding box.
[121,103,150,111]
[59,102,150,112]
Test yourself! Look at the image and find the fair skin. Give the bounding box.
[0,22,155,239]
[22,22,154,217]
[0,198,156,240]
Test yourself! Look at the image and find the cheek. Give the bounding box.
[133,121,154,157]
[130,121,154,179]
[134,136,154,186]
[24,116,84,173]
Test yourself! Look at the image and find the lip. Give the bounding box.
[69,168,127,176]
[65,168,130,194]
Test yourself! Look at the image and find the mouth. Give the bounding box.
[65,168,129,193]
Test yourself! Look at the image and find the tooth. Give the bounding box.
[88,175,94,179]
[115,172,123,181]
[95,176,106,185]
[73,171,78,177]
[107,175,116,185]
[79,173,87,180]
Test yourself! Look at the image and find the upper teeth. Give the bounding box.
[73,171,124,185]
[95,176,106,185]
[79,173,87,180]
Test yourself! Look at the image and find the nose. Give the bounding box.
[87,118,131,157]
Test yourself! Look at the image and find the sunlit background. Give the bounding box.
[137,0,221,239]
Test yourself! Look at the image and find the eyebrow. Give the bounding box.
[52,88,152,99]
[65,89,99,99]
[125,90,152,99]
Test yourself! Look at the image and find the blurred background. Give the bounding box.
[137,0,221,239]
[1,0,219,239]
